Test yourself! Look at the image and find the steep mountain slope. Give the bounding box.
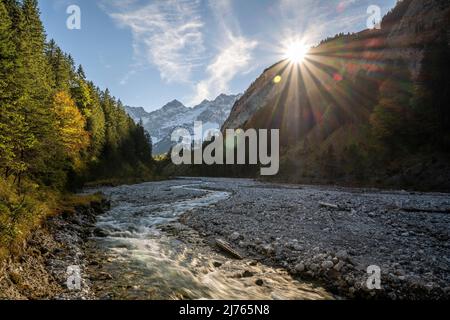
[222,0,450,189]
[126,94,241,154]
[225,0,449,134]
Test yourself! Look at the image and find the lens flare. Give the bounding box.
[284,41,309,64]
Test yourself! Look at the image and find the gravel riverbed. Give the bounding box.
[179,177,450,299]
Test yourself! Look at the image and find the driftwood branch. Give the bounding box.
[319,202,339,209]
[216,239,243,260]
[319,201,351,211]
[399,207,450,214]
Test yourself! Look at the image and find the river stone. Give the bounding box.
[89,260,100,266]
[295,263,305,273]
[93,228,108,238]
[230,232,240,241]
[308,263,319,272]
[336,250,349,261]
[334,261,345,272]
[242,270,254,278]
[261,244,275,255]
[313,253,327,261]
[321,260,334,270]
[97,272,113,280]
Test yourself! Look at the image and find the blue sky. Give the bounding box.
[39,0,397,111]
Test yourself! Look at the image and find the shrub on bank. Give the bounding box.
[0,179,56,260]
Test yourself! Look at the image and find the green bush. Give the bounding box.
[0,178,54,260]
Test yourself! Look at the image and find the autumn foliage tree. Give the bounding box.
[52,91,90,166]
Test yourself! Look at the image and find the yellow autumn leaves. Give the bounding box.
[52,91,89,165]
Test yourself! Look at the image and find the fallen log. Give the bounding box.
[399,207,450,214]
[319,201,352,212]
[216,239,243,260]
[319,202,339,210]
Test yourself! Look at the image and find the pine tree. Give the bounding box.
[0,0,17,175]
[46,40,73,92]
[16,0,55,182]
[21,0,53,104]
[370,58,414,155]
[71,66,93,117]
[77,65,86,79]
[322,145,338,178]
[412,30,450,150]
[85,82,106,161]
[0,0,34,179]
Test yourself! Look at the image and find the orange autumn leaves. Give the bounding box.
[52,91,89,164]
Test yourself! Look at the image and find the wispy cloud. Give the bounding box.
[337,0,358,12]
[104,0,205,84]
[190,0,258,105]
[276,0,365,45]
[102,0,258,105]
[193,35,257,104]
[119,69,136,85]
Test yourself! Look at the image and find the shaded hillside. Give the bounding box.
[222,0,450,190]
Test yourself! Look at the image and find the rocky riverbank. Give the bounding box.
[180,178,450,300]
[0,196,110,300]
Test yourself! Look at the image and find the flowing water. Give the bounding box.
[89,181,332,300]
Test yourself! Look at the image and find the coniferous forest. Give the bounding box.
[0,0,155,258]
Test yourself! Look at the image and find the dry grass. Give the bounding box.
[0,178,105,262]
[84,175,165,188]
[53,192,104,216]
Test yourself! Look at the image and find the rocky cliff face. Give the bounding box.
[126,94,241,155]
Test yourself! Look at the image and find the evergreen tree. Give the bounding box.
[0,0,16,172]
[412,30,450,150]
[46,40,73,92]
[321,145,338,178]
[370,58,414,155]
[0,0,33,179]
[15,0,55,182]
[85,82,106,161]
[77,65,86,79]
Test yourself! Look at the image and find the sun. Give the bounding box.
[284,40,309,64]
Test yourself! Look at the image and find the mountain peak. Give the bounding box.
[214,93,233,101]
[163,99,185,109]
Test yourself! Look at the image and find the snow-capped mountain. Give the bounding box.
[125,94,241,155]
